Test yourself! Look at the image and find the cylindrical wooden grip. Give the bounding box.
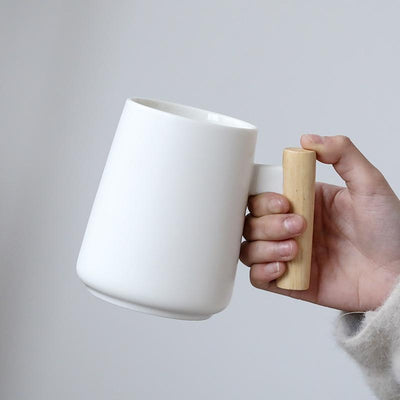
[276,148,316,290]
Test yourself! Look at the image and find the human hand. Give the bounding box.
[239,135,400,312]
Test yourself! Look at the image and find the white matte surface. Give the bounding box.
[77,98,258,319]
[77,99,285,320]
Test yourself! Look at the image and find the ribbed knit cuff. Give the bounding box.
[334,276,400,399]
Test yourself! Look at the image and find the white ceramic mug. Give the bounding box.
[76,98,314,320]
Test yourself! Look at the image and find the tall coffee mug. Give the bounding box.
[76,98,316,320]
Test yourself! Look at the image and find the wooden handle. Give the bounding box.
[276,148,316,290]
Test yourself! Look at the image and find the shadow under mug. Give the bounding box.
[76,98,315,320]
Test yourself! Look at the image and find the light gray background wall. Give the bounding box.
[1,1,399,399]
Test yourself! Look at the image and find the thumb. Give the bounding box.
[300,134,391,196]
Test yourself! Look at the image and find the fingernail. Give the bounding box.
[303,134,323,144]
[284,215,303,234]
[266,262,280,274]
[270,198,283,213]
[279,241,293,256]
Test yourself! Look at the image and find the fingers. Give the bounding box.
[248,192,290,217]
[243,213,306,241]
[242,192,302,293]
[249,262,287,290]
[300,134,390,196]
[240,239,298,266]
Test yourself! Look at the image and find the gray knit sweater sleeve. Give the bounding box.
[334,278,400,400]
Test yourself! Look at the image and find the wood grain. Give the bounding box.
[276,148,316,290]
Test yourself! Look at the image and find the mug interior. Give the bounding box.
[131,98,256,130]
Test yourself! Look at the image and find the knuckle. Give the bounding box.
[336,135,352,147]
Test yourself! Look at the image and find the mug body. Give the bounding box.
[76,98,257,320]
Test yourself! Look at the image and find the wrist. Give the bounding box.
[370,266,400,311]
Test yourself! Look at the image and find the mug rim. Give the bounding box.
[128,97,257,132]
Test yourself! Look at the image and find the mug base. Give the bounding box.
[86,287,212,321]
